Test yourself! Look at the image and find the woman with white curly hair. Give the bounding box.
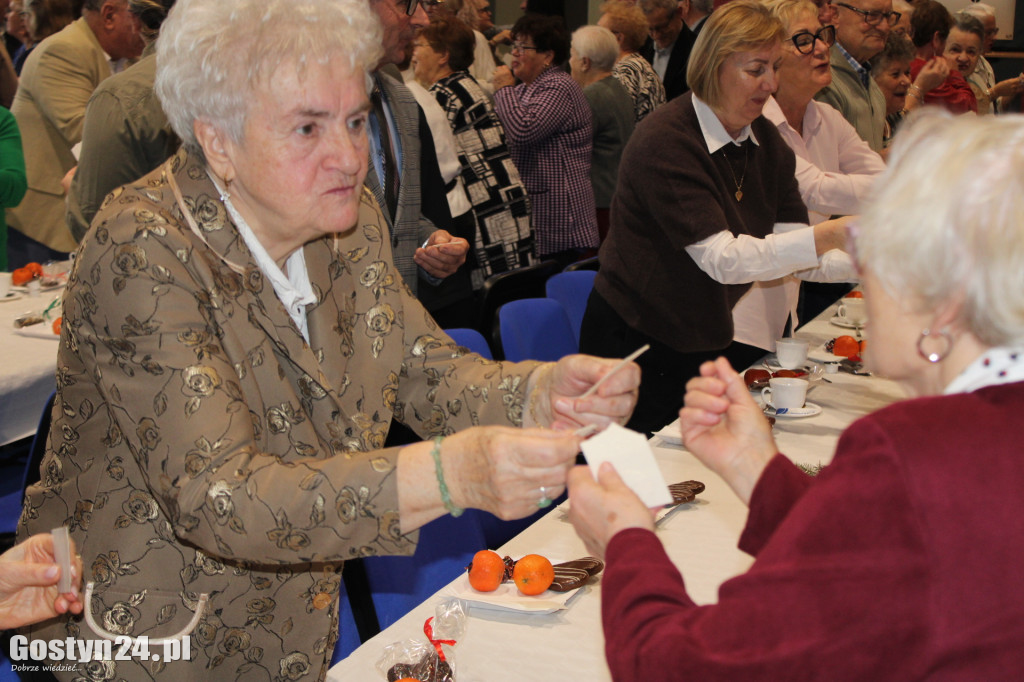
[19,0,640,678]
[569,111,1024,679]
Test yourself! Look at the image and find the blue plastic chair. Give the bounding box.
[332,510,488,663]
[497,298,578,362]
[0,393,55,550]
[545,270,597,345]
[444,328,493,359]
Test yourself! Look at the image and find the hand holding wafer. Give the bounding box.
[0,531,83,629]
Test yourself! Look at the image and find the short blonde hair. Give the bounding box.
[599,1,648,52]
[855,112,1024,347]
[686,0,786,109]
[761,0,819,35]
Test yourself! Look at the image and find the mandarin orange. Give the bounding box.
[467,549,505,592]
[512,554,554,596]
[832,335,860,358]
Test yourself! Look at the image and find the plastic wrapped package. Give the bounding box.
[376,599,466,682]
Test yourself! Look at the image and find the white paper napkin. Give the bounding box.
[580,423,673,507]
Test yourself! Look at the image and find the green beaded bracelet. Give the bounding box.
[430,435,464,517]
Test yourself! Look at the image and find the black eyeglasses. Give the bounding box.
[790,24,837,54]
[836,2,901,26]
[511,42,540,53]
[404,0,443,16]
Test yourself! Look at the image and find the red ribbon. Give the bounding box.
[423,617,457,662]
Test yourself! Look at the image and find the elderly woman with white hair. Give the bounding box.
[569,111,1024,679]
[570,24,635,241]
[18,0,641,678]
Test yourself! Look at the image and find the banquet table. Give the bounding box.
[0,287,62,446]
[328,299,908,682]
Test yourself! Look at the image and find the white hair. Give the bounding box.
[959,2,995,20]
[855,112,1024,347]
[154,0,383,154]
[571,25,619,72]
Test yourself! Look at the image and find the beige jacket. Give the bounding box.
[21,149,539,680]
[7,18,111,252]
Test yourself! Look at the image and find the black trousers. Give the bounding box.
[579,290,766,435]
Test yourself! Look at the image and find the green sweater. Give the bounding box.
[0,107,28,271]
[815,45,887,153]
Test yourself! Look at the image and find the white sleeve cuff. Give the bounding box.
[685,225,820,284]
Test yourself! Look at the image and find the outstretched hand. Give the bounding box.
[678,357,778,506]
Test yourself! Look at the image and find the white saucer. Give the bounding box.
[830,315,866,330]
[0,291,23,303]
[764,402,823,419]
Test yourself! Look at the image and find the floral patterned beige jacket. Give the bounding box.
[19,149,539,681]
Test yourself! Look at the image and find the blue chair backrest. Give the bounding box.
[545,270,596,345]
[332,511,488,663]
[498,299,578,362]
[444,328,493,359]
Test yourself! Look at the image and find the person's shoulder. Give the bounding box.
[0,105,15,128]
[852,383,1024,446]
[90,54,157,106]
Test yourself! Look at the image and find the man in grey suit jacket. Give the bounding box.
[367,0,473,326]
[6,0,144,266]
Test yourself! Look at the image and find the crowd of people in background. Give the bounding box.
[1,0,1019,321]
[1,0,1023,677]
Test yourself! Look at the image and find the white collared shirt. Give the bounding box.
[215,178,318,343]
[652,38,674,82]
[945,347,1024,395]
[762,96,884,225]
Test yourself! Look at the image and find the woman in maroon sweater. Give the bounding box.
[568,112,1024,680]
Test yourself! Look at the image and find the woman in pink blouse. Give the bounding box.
[568,112,1024,680]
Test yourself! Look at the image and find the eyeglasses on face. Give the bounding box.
[836,2,901,26]
[790,24,837,54]
[404,0,443,16]
[511,42,540,53]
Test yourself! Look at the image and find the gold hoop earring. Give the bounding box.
[917,327,953,363]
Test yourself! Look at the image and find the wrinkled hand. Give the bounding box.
[492,65,516,91]
[0,534,84,629]
[678,357,778,506]
[992,74,1024,99]
[528,355,640,431]
[414,229,469,279]
[446,426,582,520]
[915,57,949,94]
[567,463,657,560]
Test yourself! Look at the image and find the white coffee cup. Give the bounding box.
[761,377,808,412]
[775,338,809,369]
[837,298,867,325]
[0,272,9,299]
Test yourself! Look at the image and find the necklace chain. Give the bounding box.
[722,143,748,202]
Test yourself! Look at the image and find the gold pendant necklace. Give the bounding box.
[722,143,748,202]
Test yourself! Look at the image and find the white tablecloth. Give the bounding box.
[328,302,908,682]
[0,289,62,445]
